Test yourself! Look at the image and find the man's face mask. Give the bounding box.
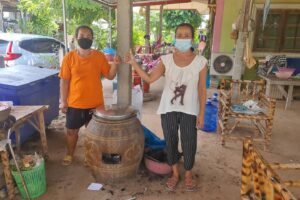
[174,39,192,52]
[77,38,93,49]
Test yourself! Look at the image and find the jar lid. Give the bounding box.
[94,104,136,121]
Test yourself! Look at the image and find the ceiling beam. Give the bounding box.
[132,0,191,7]
[93,0,192,8]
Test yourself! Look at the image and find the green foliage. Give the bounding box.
[163,10,203,39]
[17,1,203,52]
[132,11,145,46]
[17,0,112,49]
[65,0,108,35]
[18,0,59,36]
[131,9,204,46]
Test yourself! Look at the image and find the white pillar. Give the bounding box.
[158,5,163,39]
[232,32,248,80]
[0,3,4,32]
[117,0,132,106]
[232,0,251,80]
[145,6,150,50]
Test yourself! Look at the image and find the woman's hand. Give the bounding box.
[124,49,136,65]
[196,115,204,129]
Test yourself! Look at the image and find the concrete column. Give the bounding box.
[232,31,247,80]
[232,0,251,80]
[0,3,4,32]
[145,6,150,50]
[117,0,132,106]
[158,5,163,39]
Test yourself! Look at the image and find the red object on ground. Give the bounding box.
[132,70,142,86]
[143,81,150,93]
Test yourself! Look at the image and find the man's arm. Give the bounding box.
[106,56,121,80]
[60,78,70,113]
[106,63,117,80]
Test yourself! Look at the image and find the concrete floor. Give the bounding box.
[13,77,300,200]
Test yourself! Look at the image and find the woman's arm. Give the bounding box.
[197,65,207,129]
[131,61,165,83]
[124,51,165,83]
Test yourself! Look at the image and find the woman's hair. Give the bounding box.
[75,25,94,38]
[175,23,195,39]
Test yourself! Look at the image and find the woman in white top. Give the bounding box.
[125,23,207,192]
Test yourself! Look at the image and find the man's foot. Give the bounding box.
[62,155,73,166]
[184,175,198,192]
[165,175,180,191]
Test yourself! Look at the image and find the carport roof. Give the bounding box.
[0,0,19,12]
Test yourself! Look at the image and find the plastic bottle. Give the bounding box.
[202,98,218,133]
[211,92,219,108]
[112,76,118,91]
[206,74,211,89]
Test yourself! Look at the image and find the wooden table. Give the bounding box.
[9,105,49,157]
[0,105,49,199]
[260,75,300,109]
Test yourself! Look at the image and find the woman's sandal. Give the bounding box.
[185,176,198,192]
[62,155,73,166]
[165,176,180,191]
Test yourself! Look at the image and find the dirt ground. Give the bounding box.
[10,78,300,200]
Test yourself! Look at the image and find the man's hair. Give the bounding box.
[75,25,94,38]
[175,23,195,39]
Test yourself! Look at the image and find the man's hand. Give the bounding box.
[109,55,121,65]
[60,101,68,114]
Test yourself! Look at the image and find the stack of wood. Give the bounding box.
[241,139,300,200]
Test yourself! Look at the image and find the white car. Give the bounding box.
[0,33,65,69]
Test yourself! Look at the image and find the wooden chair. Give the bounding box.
[241,139,299,200]
[218,80,276,147]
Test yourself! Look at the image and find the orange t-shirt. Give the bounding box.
[59,50,110,109]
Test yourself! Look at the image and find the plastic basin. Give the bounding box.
[275,71,294,79]
[144,149,172,175]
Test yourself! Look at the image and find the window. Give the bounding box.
[253,9,300,52]
[0,40,9,54]
[19,38,63,53]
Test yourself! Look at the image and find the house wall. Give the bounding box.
[219,0,242,53]
[211,0,300,80]
[212,0,300,55]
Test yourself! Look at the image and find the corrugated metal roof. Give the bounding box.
[0,0,19,11]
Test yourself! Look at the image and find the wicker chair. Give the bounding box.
[218,80,276,147]
[241,139,299,200]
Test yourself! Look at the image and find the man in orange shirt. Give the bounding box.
[59,25,120,165]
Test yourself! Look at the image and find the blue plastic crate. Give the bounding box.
[0,65,59,144]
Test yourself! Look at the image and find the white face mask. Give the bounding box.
[174,39,192,52]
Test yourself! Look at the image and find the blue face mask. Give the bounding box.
[174,39,192,52]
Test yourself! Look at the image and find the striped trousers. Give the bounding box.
[161,112,197,170]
